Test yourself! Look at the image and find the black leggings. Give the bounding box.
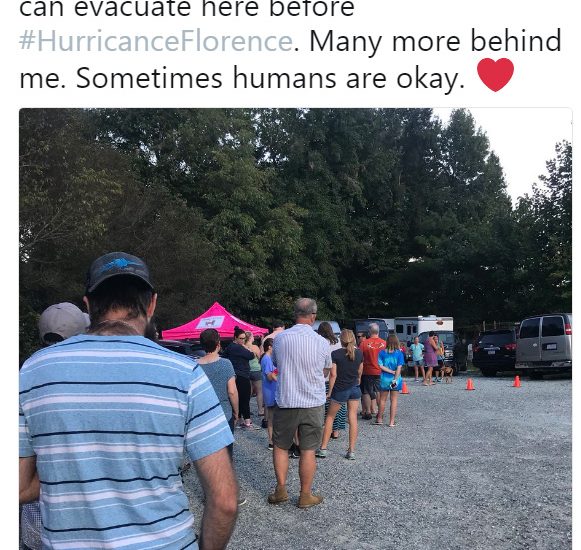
[236,376,252,420]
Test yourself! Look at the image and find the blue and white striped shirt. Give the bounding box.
[272,324,330,408]
[19,335,234,550]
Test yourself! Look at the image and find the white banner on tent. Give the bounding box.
[196,316,225,329]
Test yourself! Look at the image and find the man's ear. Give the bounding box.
[83,296,90,314]
[147,293,158,319]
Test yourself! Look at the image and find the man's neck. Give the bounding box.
[295,320,313,326]
[88,314,145,336]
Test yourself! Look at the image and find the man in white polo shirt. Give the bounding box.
[268,298,331,509]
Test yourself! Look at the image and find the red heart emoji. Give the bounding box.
[477,58,514,92]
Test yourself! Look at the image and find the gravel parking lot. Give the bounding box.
[183,373,572,550]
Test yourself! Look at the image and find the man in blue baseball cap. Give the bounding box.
[85,251,154,294]
[20,252,239,550]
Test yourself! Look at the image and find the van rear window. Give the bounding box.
[479,331,514,345]
[541,316,565,337]
[519,318,540,339]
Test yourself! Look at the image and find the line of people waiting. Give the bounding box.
[20,250,451,550]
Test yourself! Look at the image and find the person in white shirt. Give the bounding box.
[268,299,330,509]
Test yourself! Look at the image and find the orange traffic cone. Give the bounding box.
[466,378,475,391]
[401,381,410,394]
[513,375,521,388]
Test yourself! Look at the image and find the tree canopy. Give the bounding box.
[19,108,572,361]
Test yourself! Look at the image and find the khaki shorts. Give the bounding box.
[272,405,325,451]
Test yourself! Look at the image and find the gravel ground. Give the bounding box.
[182,372,572,550]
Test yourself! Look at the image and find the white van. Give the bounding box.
[395,315,453,344]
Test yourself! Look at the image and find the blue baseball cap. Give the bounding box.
[86,252,153,293]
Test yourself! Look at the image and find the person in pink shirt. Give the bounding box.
[423,331,439,386]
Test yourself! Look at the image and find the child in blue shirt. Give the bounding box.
[261,338,277,449]
[376,335,405,427]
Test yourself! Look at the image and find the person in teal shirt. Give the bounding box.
[409,336,425,382]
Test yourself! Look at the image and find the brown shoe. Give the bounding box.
[267,485,289,504]
[297,492,323,508]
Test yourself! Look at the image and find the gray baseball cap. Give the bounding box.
[38,302,90,344]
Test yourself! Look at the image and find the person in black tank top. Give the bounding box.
[316,329,363,461]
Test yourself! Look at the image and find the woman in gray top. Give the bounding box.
[197,329,248,506]
[197,329,239,437]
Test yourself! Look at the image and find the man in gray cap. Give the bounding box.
[20,252,238,550]
[21,302,89,550]
[37,302,89,345]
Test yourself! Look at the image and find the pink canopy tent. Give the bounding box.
[161,301,268,340]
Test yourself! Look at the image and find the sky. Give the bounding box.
[432,108,573,205]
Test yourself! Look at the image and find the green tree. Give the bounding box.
[393,109,518,323]
[93,109,308,324]
[513,141,572,315]
[19,109,224,361]
[21,108,568,348]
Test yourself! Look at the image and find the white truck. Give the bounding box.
[394,315,454,343]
